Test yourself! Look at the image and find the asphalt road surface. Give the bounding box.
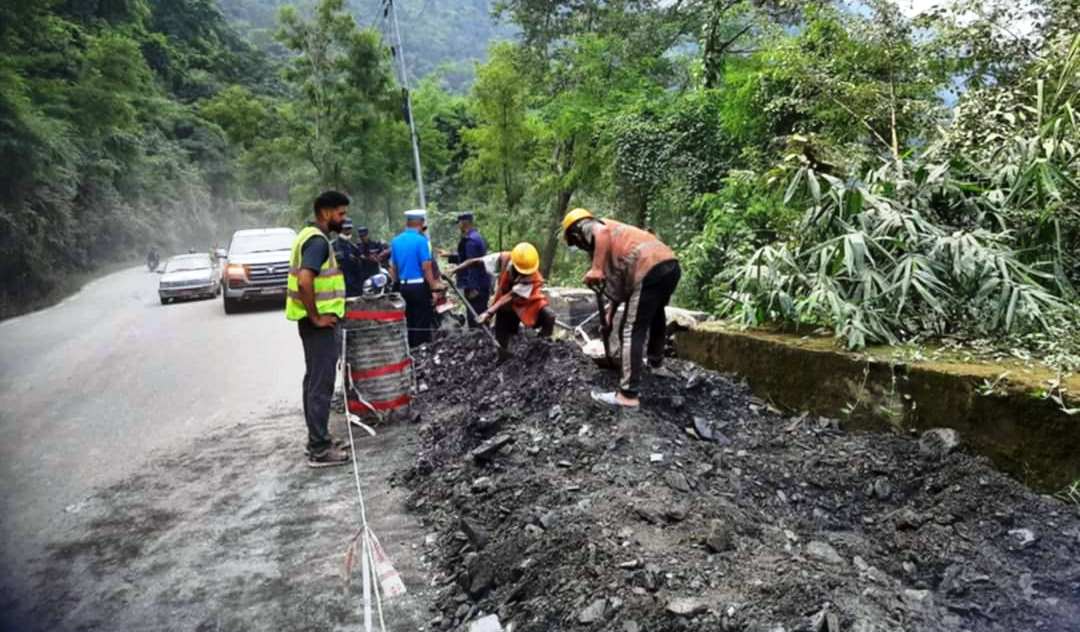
[0,267,432,630]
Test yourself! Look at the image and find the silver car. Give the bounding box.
[222,228,297,314]
[158,253,221,304]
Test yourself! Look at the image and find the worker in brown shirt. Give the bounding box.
[563,208,681,408]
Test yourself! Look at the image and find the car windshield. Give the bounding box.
[165,257,211,273]
[230,233,294,255]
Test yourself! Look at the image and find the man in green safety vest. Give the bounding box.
[286,191,351,468]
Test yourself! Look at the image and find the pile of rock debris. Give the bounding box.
[399,332,1080,632]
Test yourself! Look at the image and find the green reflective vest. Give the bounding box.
[285,226,346,321]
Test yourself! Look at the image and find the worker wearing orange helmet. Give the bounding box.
[562,208,680,408]
[452,242,555,362]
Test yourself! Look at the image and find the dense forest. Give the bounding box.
[0,0,282,316]
[3,0,1079,366]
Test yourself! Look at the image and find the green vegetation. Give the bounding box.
[0,0,280,317]
[4,0,1078,370]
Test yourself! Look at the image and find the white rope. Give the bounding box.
[340,329,388,632]
[366,529,389,631]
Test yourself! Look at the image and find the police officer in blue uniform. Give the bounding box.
[332,218,364,297]
[389,209,444,347]
[445,213,491,327]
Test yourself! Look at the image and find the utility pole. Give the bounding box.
[385,0,426,209]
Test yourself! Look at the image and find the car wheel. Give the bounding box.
[223,295,239,314]
[160,296,169,305]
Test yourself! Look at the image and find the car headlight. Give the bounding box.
[226,264,249,280]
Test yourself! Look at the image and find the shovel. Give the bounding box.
[440,272,500,349]
[586,284,617,369]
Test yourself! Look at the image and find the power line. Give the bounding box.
[381,0,427,209]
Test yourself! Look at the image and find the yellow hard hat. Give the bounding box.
[562,208,594,236]
[510,242,540,275]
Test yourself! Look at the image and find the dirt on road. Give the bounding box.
[11,410,434,632]
[402,333,1080,632]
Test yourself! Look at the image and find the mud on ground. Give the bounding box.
[402,333,1080,632]
[14,412,433,632]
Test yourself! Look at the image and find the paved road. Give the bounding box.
[0,267,300,573]
[0,267,432,630]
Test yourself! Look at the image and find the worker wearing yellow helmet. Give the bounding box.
[450,242,555,362]
[563,208,681,408]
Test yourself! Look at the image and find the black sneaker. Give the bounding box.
[307,446,351,468]
[304,438,350,457]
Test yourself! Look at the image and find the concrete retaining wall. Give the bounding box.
[675,324,1080,492]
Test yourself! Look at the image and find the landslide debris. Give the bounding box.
[401,332,1080,632]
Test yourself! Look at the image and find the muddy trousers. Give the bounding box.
[400,282,435,348]
[494,306,556,351]
[299,320,338,453]
[618,260,681,398]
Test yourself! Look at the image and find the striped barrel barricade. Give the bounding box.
[341,294,413,422]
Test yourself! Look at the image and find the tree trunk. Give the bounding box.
[540,188,573,279]
[539,138,577,278]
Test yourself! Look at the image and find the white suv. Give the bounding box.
[221,228,296,314]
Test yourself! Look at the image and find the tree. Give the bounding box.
[462,42,536,249]
[275,0,397,193]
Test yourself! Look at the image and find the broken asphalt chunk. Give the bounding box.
[704,520,735,553]
[578,598,607,624]
[894,508,927,530]
[692,416,716,442]
[470,434,512,463]
[634,505,661,525]
[919,428,960,458]
[1008,528,1037,547]
[805,541,844,565]
[870,476,893,500]
[460,517,490,550]
[471,477,494,493]
[664,470,691,493]
[665,597,709,617]
[664,503,689,523]
[467,614,502,632]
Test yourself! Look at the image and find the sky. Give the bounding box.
[897,0,949,14]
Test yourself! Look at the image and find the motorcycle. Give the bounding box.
[361,267,391,296]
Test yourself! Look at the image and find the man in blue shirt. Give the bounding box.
[389,209,444,347]
[445,213,491,327]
